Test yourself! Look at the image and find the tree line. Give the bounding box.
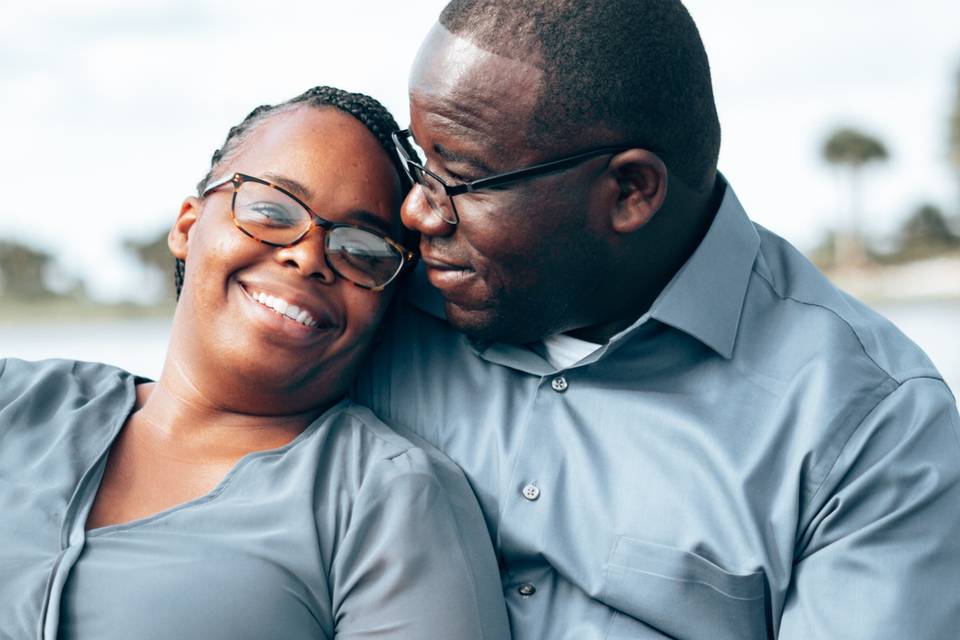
[815,65,960,268]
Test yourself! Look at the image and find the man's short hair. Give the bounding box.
[440,0,721,192]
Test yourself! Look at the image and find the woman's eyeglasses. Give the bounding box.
[202,173,415,291]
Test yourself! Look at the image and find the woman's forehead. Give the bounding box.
[236,107,386,169]
[226,107,401,221]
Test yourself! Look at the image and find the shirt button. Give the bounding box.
[551,376,568,392]
[518,583,537,597]
[522,484,540,501]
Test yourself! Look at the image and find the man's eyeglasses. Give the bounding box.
[391,128,636,225]
[202,173,416,291]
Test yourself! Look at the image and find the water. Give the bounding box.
[0,302,958,400]
[875,301,960,397]
[0,317,172,380]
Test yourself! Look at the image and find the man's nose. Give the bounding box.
[400,184,456,238]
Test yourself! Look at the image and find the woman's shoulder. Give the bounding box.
[304,400,480,513]
[0,356,130,394]
[325,401,467,483]
[318,400,485,527]
[308,401,436,482]
[318,401,509,638]
[0,357,134,422]
[336,402,425,455]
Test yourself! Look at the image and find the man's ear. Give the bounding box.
[607,149,668,234]
[168,196,201,260]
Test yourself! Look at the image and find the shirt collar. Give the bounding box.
[406,177,760,362]
[644,179,760,359]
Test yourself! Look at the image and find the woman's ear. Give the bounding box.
[607,149,668,234]
[168,197,201,260]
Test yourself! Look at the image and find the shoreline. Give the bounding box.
[0,300,175,325]
[3,254,960,323]
[823,256,960,305]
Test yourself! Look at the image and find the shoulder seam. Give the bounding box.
[925,377,960,453]
[341,404,415,459]
[800,375,956,543]
[801,377,902,540]
[751,267,917,386]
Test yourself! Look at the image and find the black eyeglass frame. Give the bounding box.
[202,172,417,291]
[391,128,650,224]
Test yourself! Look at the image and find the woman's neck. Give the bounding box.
[135,354,332,463]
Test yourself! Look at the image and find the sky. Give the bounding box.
[1,0,958,301]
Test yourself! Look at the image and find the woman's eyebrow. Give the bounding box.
[344,209,391,233]
[263,173,314,202]
[260,172,392,232]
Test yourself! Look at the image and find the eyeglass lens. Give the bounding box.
[399,136,459,224]
[233,181,404,288]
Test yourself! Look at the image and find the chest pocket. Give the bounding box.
[601,537,770,640]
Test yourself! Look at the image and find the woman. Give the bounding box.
[0,87,509,639]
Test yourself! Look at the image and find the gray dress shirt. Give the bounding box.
[354,180,960,639]
[0,358,509,640]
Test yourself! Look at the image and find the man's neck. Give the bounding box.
[568,176,725,344]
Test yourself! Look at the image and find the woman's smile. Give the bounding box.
[252,290,319,328]
[237,280,340,342]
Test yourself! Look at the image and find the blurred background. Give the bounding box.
[1,0,958,398]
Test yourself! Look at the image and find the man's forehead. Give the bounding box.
[409,23,544,103]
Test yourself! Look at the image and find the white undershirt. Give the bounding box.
[538,332,603,370]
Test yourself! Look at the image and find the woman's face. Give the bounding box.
[167,106,403,413]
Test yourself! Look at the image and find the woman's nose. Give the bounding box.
[272,230,336,283]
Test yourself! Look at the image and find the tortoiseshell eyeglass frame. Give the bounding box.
[201,172,417,292]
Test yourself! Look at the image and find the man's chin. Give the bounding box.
[444,300,539,345]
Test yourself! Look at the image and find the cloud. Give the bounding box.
[2,0,957,298]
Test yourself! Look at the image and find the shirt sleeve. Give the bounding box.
[779,377,960,639]
[329,446,510,640]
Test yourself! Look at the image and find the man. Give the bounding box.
[355,1,960,638]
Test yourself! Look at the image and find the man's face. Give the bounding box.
[403,25,615,344]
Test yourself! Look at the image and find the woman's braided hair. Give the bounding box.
[174,85,410,298]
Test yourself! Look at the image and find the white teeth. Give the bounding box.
[249,290,318,328]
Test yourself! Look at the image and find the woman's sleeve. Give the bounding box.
[330,446,510,640]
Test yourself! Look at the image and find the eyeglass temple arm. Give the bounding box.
[450,147,634,195]
[201,173,239,196]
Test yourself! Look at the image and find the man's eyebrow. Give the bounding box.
[263,173,314,203]
[434,143,495,175]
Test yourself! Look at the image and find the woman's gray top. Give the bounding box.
[0,358,509,640]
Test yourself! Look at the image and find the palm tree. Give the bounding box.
[897,203,960,260]
[124,230,177,299]
[0,240,57,300]
[822,127,889,265]
[949,66,960,207]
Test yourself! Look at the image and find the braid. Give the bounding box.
[175,86,408,299]
[174,256,185,300]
